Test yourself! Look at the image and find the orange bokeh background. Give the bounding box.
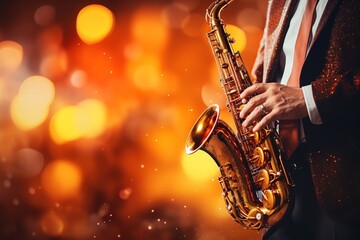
[0,0,266,239]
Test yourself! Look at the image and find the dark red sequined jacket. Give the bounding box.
[252,0,360,224]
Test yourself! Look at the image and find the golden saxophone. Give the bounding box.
[185,0,294,230]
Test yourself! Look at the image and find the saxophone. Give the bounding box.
[185,0,294,230]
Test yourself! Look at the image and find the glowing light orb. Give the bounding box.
[10,76,55,131]
[77,99,107,138]
[181,151,218,182]
[181,13,205,37]
[201,82,226,107]
[162,2,190,29]
[50,99,107,144]
[133,64,161,90]
[12,148,44,177]
[40,211,64,236]
[40,50,68,78]
[41,160,82,200]
[76,4,114,44]
[70,70,87,88]
[34,5,55,26]
[131,7,168,50]
[226,25,247,53]
[0,40,23,72]
[18,75,55,106]
[50,106,82,143]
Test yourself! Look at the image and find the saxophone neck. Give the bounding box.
[206,0,234,28]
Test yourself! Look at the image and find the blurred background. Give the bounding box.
[0,0,266,239]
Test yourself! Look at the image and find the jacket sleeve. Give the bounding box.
[251,34,265,84]
[312,69,360,124]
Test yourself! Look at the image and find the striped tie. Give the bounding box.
[280,0,318,158]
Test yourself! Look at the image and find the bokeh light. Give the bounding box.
[50,99,107,144]
[70,70,87,88]
[226,24,247,53]
[18,75,55,106]
[0,40,23,73]
[201,82,226,107]
[50,106,82,143]
[34,5,56,26]
[10,76,55,131]
[12,148,44,178]
[236,8,264,29]
[181,151,219,182]
[40,211,64,236]
[76,4,114,44]
[40,49,68,78]
[131,6,169,51]
[181,13,206,37]
[133,63,161,91]
[76,99,107,138]
[41,160,83,200]
[162,2,190,29]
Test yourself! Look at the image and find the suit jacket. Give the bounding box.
[252,0,360,223]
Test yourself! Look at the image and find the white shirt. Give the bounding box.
[278,0,328,127]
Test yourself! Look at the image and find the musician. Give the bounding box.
[239,0,360,239]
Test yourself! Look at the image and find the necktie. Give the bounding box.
[280,0,318,158]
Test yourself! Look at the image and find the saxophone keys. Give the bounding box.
[252,132,261,144]
[247,208,265,229]
[262,189,278,210]
[255,169,270,189]
[215,47,223,54]
[228,37,236,44]
[251,147,268,166]
[221,63,229,68]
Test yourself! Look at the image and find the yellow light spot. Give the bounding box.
[40,211,64,236]
[19,76,55,106]
[77,99,107,138]
[41,160,82,200]
[131,7,168,51]
[10,96,49,131]
[0,40,23,72]
[226,25,247,53]
[50,106,82,143]
[50,99,107,144]
[11,76,55,131]
[76,4,114,44]
[181,151,218,182]
[133,64,161,91]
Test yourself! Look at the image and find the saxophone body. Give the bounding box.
[185,0,294,230]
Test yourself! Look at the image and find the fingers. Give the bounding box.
[252,112,274,132]
[239,83,274,131]
[241,102,273,131]
[239,83,268,119]
[240,94,265,119]
[240,83,265,99]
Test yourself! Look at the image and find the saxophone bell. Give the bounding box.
[185,105,220,159]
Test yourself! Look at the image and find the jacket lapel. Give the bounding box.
[264,0,298,82]
[308,0,340,52]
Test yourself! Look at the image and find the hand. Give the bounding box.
[239,82,308,132]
